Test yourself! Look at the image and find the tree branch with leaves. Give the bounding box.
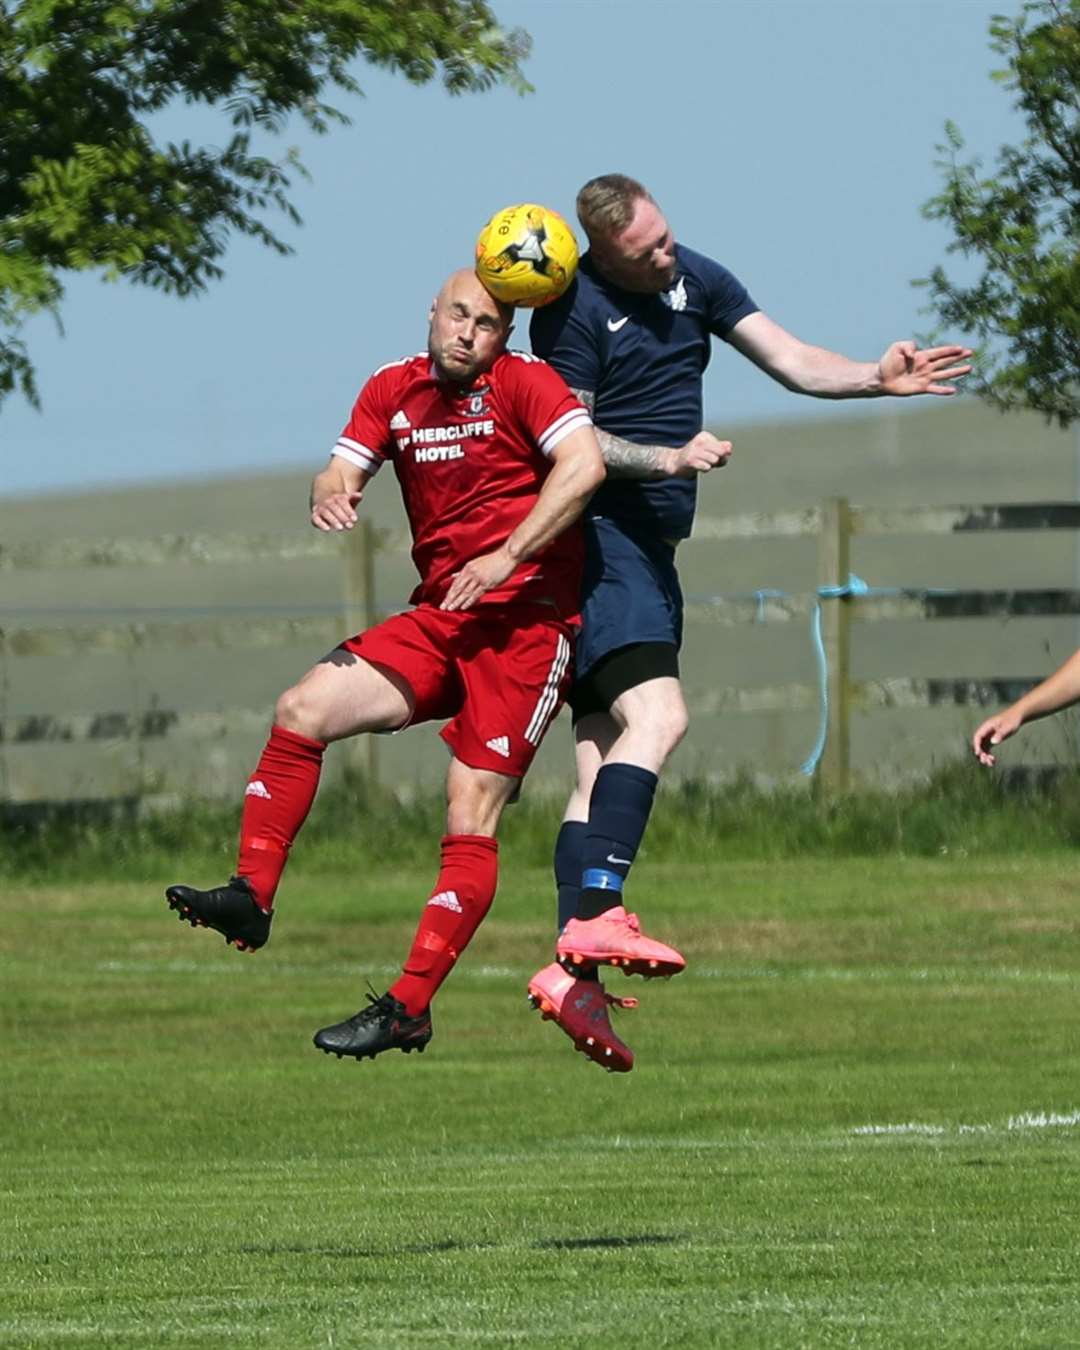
[918,0,1079,427]
[0,0,531,409]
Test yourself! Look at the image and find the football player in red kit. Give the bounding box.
[166,269,605,1062]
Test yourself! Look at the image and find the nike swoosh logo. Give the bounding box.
[607,853,632,867]
[607,315,630,332]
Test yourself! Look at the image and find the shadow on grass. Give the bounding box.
[533,1233,684,1251]
[239,1233,687,1259]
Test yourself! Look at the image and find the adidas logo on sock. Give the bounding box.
[245,780,273,800]
[389,409,411,430]
[428,890,462,913]
[485,735,510,758]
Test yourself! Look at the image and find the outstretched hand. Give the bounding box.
[311,490,363,531]
[877,341,973,396]
[971,709,1024,767]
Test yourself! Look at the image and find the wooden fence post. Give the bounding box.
[816,496,852,794]
[343,520,379,786]
[128,623,147,794]
[0,628,8,803]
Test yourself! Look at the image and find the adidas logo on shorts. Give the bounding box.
[485,735,510,758]
[428,890,462,913]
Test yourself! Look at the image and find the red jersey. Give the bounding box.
[331,350,592,615]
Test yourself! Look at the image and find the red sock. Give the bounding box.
[236,724,326,912]
[390,835,499,1015]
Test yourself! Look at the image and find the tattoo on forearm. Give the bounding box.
[571,387,669,479]
[596,430,669,477]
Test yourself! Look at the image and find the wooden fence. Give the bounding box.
[699,498,1080,791]
[2,499,1078,803]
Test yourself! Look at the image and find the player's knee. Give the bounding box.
[446,801,499,837]
[663,702,690,755]
[446,776,508,837]
[274,684,324,740]
[622,697,688,759]
[643,709,687,763]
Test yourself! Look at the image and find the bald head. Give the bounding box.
[428,268,514,384]
[442,268,514,326]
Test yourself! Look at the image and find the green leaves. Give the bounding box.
[0,0,532,410]
[919,1,1080,426]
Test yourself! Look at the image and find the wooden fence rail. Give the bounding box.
[3,501,1079,802]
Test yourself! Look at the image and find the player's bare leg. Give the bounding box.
[605,676,689,775]
[166,650,413,951]
[314,758,519,1061]
[561,711,620,829]
[273,646,414,744]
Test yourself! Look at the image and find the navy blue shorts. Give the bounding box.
[574,516,684,680]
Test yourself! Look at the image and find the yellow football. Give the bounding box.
[475,203,578,308]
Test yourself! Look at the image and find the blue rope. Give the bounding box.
[697,577,963,777]
[798,574,872,776]
[797,576,961,776]
[799,600,829,776]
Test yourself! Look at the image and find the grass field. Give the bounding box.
[4,850,1080,1347]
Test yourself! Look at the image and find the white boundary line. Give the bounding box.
[91,959,1080,987]
[852,1109,1080,1137]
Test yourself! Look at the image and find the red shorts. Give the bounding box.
[341,603,575,777]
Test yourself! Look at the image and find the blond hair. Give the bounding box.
[575,174,653,244]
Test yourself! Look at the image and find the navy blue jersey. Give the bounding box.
[530,244,757,538]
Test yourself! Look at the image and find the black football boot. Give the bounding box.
[313,991,433,1061]
[165,876,272,952]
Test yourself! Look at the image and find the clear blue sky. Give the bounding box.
[2,0,1021,497]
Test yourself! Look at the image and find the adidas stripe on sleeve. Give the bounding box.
[332,368,399,475]
[537,406,592,456]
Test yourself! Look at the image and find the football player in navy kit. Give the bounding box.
[526,173,973,1072]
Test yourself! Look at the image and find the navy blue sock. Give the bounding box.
[554,820,599,982]
[554,820,588,934]
[577,763,659,921]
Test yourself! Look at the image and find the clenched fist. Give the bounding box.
[663,432,733,478]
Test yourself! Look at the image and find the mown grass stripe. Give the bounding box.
[85,958,1080,987]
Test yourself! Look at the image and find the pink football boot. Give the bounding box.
[556,906,686,978]
[527,962,637,1073]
